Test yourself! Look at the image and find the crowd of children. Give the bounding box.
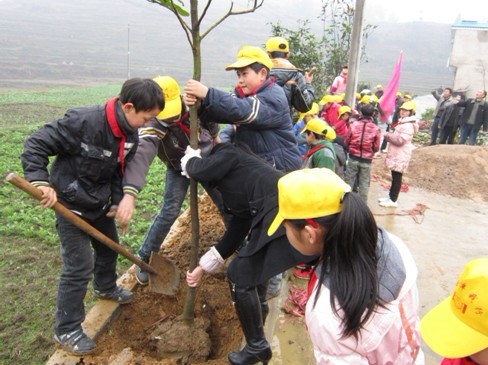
[20,36,486,365]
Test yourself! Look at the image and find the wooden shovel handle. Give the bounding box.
[5,173,157,275]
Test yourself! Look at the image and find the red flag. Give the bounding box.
[379,52,403,123]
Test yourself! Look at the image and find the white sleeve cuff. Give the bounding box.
[199,246,224,273]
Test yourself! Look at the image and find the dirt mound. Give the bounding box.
[372,145,488,202]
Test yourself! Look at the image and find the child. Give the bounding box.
[344,103,381,203]
[117,76,228,285]
[293,102,320,155]
[265,36,315,117]
[334,105,352,138]
[184,45,301,172]
[301,118,337,171]
[421,258,488,365]
[267,168,424,364]
[379,101,419,208]
[182,143,318,365]
[20,78,165,355]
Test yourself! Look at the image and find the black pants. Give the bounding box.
[390,170,403,202]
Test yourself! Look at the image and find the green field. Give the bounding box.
[0,84,180,365]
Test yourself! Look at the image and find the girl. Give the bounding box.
[182,142,318,365]
[379,101,419,207]
[267,168,424,364]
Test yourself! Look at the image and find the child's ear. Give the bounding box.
[259,67,268,80]
[122,102,135,113]
[304,224,325,246]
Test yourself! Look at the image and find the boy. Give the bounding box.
[184,45,301,300]
[344,103,381,203]
[301,118,337,171]
[20,78,164,355]
[184,45,301,172]
[265,36,315,116]
[421,258,488,365]
[117,76,228,285]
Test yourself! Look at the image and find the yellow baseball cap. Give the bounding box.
[298,102,320,120]
[420,258,488,358]
[265,37,289,53]
[153,76,182,120]
[225,46,273,71]
[319,94,334,106]
[267,169,351,236]
[338,105,352,118]
[300,118,336,141]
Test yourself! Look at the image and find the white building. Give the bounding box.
[449,20,488,98]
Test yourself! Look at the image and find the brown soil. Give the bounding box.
[77,144,488,365]
[81,195,240,365]
[372,145,488,202]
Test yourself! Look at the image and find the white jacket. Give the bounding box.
[305,231,425,365]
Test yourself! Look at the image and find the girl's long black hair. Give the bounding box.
[291,192,379,338]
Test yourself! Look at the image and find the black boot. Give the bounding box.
[257,282,269,326]
[228,282,272,365]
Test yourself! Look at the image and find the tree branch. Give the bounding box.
[169,1,193,47]
[201,0,264,40]
[198,0,213,28]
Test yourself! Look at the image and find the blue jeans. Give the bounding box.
[345,158,372,203]
[137,167,227,261]
[459,124,479,145]
[55,214,118,335]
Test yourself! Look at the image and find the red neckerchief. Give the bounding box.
[341,72,348,84]
[106,97,127,173]
[307,269,318,301]
[302,143,327,161]
[174,112,190,136]
[235,77,274,98]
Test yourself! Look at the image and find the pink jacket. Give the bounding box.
[384,116,419,173]
[305,232,425,365]
[330,73,347,94]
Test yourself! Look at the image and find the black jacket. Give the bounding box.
[186,143,285,259]
[456,99,488,131]
[21,100,138,220]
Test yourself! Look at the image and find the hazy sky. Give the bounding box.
[364,0,487,23]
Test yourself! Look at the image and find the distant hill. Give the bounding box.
[0,0,453,94]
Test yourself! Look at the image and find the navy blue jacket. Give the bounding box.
[198,78,301,172]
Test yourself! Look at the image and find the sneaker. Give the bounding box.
[379,198,398,208]
[378,196,389,203]
[94,286,133,304]
[53,329,96,355]
[294,268,312,280]
[135,266,149,286]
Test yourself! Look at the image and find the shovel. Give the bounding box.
[6,173,179,295]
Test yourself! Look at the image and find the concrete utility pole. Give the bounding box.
[345,0,365,107]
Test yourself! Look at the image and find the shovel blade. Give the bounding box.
[148,253,180,295]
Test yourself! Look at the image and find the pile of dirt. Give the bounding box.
[372,145,488,202]
[82,195,241,365]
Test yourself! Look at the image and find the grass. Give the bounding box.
[0,84,185,365]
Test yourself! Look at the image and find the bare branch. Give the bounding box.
[198,0,213,28]
[169,1,193,46]
[201,0,264,40]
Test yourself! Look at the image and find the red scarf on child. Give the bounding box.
[105,97,127,173]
